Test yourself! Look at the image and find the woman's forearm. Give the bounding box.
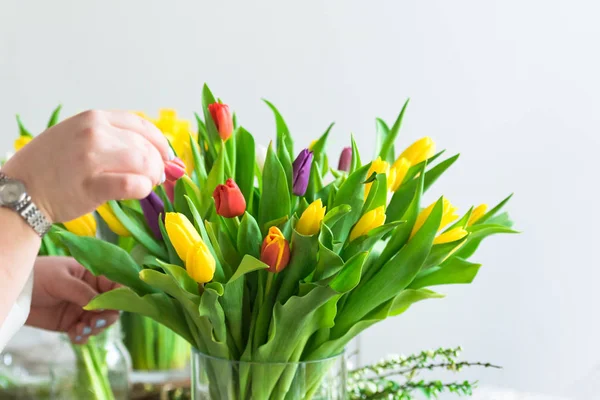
[0,208,41,325]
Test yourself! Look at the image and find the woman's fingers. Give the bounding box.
[104,110,171,161]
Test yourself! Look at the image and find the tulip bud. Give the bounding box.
[260,227,291,273]
[390,157,410,192]
[14,136,32,152]
[296,199,326,236]
[397,137,435,166]
[365,157,390,198]
[467,204,488,226]
[165,157,186,182]
[213,179,246,218]
[64,213,97,237]
[185,240,216,283]
[208,103,233,141]
[411,198,459,239]
[433,227,468,245]
[337,147,352,172]
[96,204,131,237]
[141,192,165,239]
[292,149,314,196]
[308,139,318,151]
[349,206,386,242]
[165,212,201,262]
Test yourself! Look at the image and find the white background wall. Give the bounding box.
[1,0,598,396]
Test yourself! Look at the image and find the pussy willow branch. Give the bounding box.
[375,361,502,380]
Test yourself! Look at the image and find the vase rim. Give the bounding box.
[192,348,345,366]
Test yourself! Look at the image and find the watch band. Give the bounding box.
[0,173,52,237]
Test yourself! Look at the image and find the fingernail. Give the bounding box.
[167,147,175,161]
[75,336,82,342]
[82,326,92,335]
[160,171,166,184]
[95,319,107,329]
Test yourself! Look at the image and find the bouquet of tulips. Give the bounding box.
[49,84,515,399]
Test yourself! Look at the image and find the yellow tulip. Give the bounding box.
[64,213,97,237]
[308,139,318,150]
[185,240,216,283]
[139,109,197,174]
[165,212,201,261]
[397,137,435,166]
[411,198,459,239]
[365,157,397,198]
[468,204,488,226]
[14,136,32,152]
[349,206,386,242]
[390,157,410,192]
[433,227,468,245]
[96,203,131,237]
[296,199,326,236]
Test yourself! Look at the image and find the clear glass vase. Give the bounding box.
[191,350,346,400]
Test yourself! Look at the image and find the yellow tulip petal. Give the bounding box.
[165,212,201,261]
[398,137,435,166]
[365,157,390,199]
[468,204,488,226]
[296,199,326,236]
[350,206,386,242]
[390,157,410,191]
[64,213,97,237]
[96,204,131,237]
[186,240,216,283]
[411,197,459,239]
[433,227,468,245]
[14,136,32,152]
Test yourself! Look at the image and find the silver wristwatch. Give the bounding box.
[0,172,52,237]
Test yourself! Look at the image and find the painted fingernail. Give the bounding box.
[75,336,82,342]
[95,319,107,329]
[160,171,166,184]
[167,147,175,161]
[82,326,92,335]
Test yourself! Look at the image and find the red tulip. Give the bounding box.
[261,227,291,273]
[208,103,233,141]
[213,178,246,218]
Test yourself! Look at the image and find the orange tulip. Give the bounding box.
[260,227,291,273]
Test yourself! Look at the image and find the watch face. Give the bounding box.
[0,180,27,206]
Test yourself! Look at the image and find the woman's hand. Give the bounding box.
[26,256,120,343]
[2,110,171,223]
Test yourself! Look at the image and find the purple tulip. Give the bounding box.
[141,192,164,239]
[292,149,313,196]
[338,147,352,172]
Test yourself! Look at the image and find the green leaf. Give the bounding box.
[362,173,388,214]
[263,99,294,160]
[453,223,519,260]
[305,159,324,203]
[421,237,469,270]
[341,221,404,261]
[375,118,394,164]
[333,197,443,336]
[349,134,362,173]
[201,84,222,157]
[156,260,199,295]
[312,226,344,281]
[205,221,233,280]
[258,143,291,233]
[410,257,482,288]
[225,131,236,177]
[237,212,262,259]
[85,288,195,345]
[276,231,319,303]
[330,163,371,243]
[203,148,225,217]
[190,131,208,187]
[235,128,256,205]
[323,204,352,230]
[174,179,193,221]
[108,200,167,259]
[46,105,62,127]
[378,99,409,161]
[58,232,156,296]
[476,194,514,225]
[229,255,269,283]
[15,114,32,137]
